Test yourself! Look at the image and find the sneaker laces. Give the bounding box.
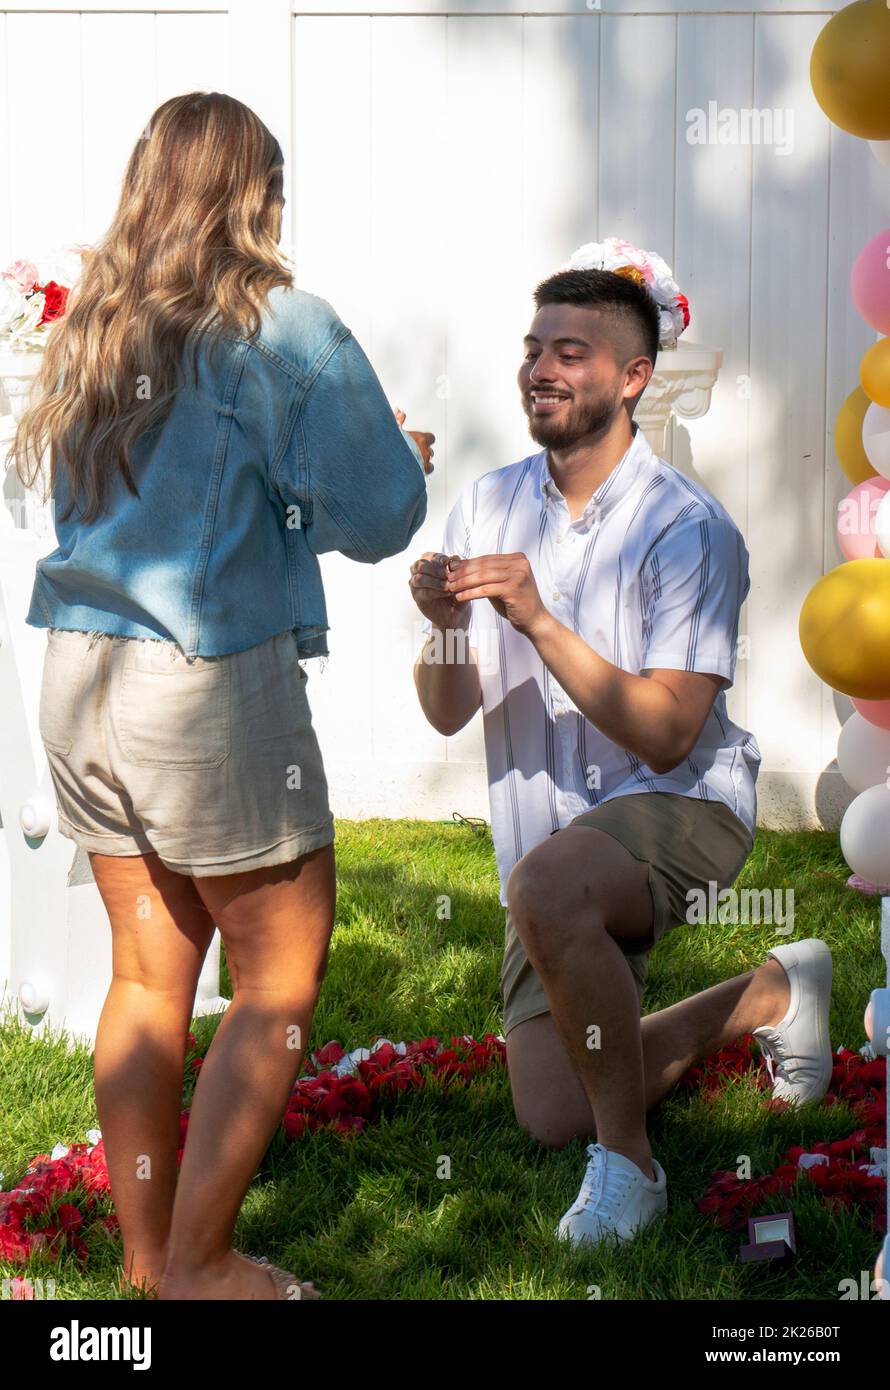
[759,1028,800,1085]
[573,1144,637,1219]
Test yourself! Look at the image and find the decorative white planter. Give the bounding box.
[635,339,723,459]
[0,347,44,423]
[0,348,54,541]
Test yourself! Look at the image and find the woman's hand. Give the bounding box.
[394,407,435,474]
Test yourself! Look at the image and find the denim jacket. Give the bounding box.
[25,284,428,658]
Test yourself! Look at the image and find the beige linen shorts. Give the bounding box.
[38,627,335,876]
[500,790,755,1035]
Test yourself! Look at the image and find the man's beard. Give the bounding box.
[523,389,618,449]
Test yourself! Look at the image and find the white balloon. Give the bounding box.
[876,490,890,558]
[837,712,890,791]
[869,140,890,171]
[862,402,890,481]
[840,784,890,885]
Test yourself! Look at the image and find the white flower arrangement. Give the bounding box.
[0,244,89,352]
[561,237,691,351]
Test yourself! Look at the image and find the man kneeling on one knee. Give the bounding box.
[408,265,833,1247]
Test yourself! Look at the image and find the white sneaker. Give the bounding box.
[752,938,833,1105]
[556,1143,667,1247]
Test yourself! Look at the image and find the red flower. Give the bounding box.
[827,1131,869,1160]
[367,1043,401,1069]
[56,1204,84,1234]
[437,1060,474,1084]
[283,1112,309,1140]
[680,1034,765,1092]
[36,280,69,324]
[0,1224,31,1262]
[310,1070,340,1088]
[311,1041,346,1070]
[331,1116,366,1137]
[367,1062,418,1094]
[316,1090,353,1123]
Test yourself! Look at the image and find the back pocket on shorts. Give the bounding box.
[39,634,92,756]
[116,662,231,769]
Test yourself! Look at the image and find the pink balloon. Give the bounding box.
[836,476,890,559]
[852,227,890,336]
[852,695,890,731]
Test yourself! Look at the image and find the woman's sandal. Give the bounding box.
[243,1253,322,1300]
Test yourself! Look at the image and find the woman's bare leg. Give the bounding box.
[89,850,218,1296]
[158,842,335,1300]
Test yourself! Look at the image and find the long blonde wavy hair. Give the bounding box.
[8,91,293,524]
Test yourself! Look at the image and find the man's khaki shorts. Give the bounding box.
[38,627,335,876]
[500,790,755,1036]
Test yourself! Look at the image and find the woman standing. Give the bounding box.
[9,91,432,1300]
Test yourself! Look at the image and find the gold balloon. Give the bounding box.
[810,0,890,140]
[800,558,890,698]
[835,385,877,484]
[860,338,890,407]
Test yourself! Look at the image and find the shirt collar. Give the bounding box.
[538,422,650,526]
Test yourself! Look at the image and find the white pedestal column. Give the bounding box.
[634,340,723,461]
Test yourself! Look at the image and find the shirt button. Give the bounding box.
[552,589,560,601]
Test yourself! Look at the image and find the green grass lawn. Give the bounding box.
[0,819,885,1301]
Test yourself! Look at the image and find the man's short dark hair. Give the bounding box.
[533,267,661,367]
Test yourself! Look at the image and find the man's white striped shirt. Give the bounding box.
[427,424,761,907]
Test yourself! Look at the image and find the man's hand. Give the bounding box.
[409,552,472,631]
[411,551,482,737]
[394,407,435,474]
[445,552,550,638]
